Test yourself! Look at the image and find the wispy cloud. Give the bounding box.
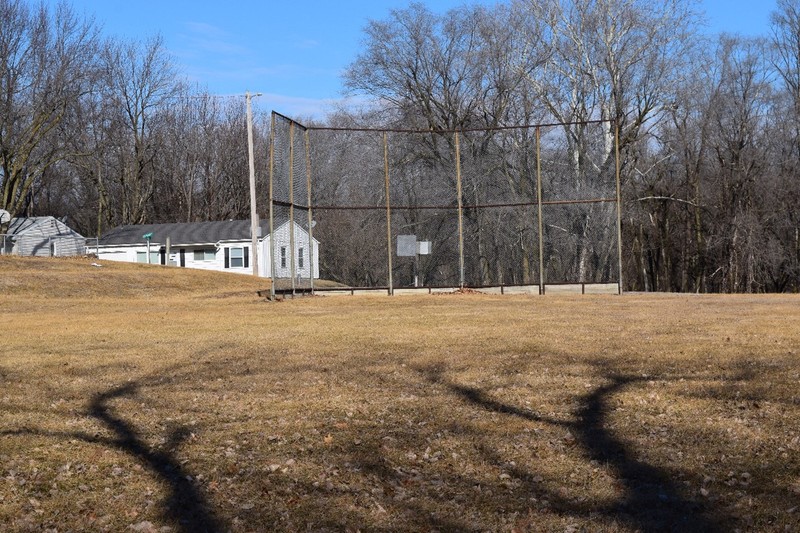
[259,93,372,120]
[183,21,227,39]
[176,21,251,59]
[168,20,354,119]
[183,63,338,87]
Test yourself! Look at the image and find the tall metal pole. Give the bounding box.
[454,131,465,289]
[288,122,297,294]
[536,127,545,295]
[268,112,277,301]
[614,121,624,295]
[384,132,394,295]
[246,91,261,277]
[305,129,315,293]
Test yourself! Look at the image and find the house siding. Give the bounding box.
[268,221,320,279]
[96,220,319,279]
[2,217,84,257]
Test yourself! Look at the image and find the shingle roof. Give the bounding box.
[6,217,46,235]
[99,219,279,246]
[7,216,83,237]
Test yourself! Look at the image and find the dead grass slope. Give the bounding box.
[0,255,268,299]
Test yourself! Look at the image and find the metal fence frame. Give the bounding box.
[268,112,623,298]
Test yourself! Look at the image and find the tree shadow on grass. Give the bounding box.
[2,368,225,533]
[419,363,728,532]
[3,351,760,532]
[87,381,223,532]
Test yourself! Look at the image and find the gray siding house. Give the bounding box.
[1,216,85,257]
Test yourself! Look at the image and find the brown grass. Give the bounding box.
[1,256,799,532]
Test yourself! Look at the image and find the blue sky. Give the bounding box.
[48,0,778,118]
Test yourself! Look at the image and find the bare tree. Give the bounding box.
[0,0,99,227]
[767,2,800,291]
[343,3,550,286]
[517,0,700,158]
[704,36,774,293]
[772,0,800,115]
[512,0,701,282]
[197,97,253,222]
[100,35,178,225]
[632,52,716,293]
[154,91,216,223]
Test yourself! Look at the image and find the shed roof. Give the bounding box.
[6,216,83,237]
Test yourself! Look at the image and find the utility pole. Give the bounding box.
[246,91,262,276]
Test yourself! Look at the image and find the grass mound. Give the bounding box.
[0,255,267,299]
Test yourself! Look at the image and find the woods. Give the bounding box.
[1,0,798,292]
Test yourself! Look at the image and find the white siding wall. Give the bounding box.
[96,246,148,263]
[267,221,320,279]
[180,247,222,272]
[97,243,258,275]
[95,222,320,279]
[52,237,86,256]
[11,218,84,257]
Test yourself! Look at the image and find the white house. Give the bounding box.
[96,218,319,279]
[1,216,85,257]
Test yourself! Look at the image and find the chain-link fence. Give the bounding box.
[267,112,622,297]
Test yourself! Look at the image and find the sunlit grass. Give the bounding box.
[1,256,799,532]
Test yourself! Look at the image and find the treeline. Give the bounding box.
[336,0,800,293]
[2,0,799,292]
[0,0,269,238]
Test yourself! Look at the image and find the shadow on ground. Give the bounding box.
[417,362,727,532]
[3,353,793,531]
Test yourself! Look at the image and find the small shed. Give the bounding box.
[1,216,85,257]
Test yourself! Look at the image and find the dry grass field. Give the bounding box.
[1,256,799,532]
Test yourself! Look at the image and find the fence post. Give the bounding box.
[384,132,394,295]
[289,122,297,294]
[615,121,624,295]
[305,129,315,293]
[269,112,277,301]
[536,127,545,296]
[454,131,465,289]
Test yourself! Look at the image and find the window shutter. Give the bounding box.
[244,246,250,268]
[224,247,230,268]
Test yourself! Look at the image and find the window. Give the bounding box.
[280,246,287,268]
[224,247,248,269]
[298,247,304,269]
[193,249,215,261]
[136,251,159,264]
[230,247,244,268]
